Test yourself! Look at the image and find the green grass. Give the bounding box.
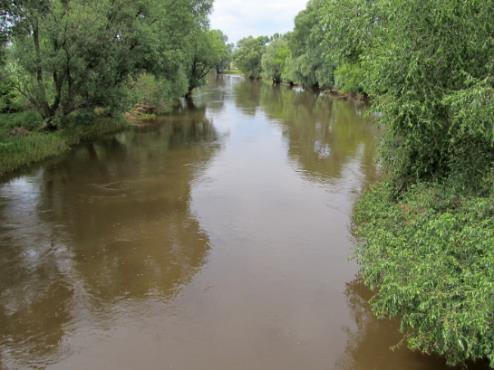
[0,112,129,176]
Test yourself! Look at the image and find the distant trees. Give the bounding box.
[261,35,290,84]
[186,30,231,96]
[233,36,268,79]
[208,30,233,74]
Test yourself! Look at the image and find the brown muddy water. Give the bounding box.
[0,76,482,370]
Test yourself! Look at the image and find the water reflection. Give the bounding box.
[261,86,379,184]
[0,76,476,370]
[233,82,380,186]
[233,79,262,116]
[0,109,218,368]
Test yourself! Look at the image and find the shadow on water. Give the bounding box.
[0,108,219,368]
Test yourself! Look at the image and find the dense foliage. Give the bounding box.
[354,181,494,366]
[0,0,232,175]
[261,35,290,84]
[365,0,494,191]
[349,0,494,366]
[233,36,268,79]
[286,0,334,89]
[0,0,231,126]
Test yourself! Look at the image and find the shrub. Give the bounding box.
[354,180,494,366]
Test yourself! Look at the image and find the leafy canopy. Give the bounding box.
[233,36,268,79]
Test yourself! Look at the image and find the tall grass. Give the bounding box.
[0,112,129,176]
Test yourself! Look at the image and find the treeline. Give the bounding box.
[233,0,368,93]
[0,0,232,127]
[235,0,494,367]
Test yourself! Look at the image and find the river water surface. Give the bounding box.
[0,76,473,369]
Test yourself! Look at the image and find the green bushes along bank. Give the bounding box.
[0,112,127,176]
[354,180,494,366]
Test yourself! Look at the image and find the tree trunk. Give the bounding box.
[31,16,51,118]
[185,86,194,100]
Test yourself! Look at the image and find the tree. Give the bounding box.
[365,0,494,191]
[288,0,334,89]
[152,0,214,100]
[321,0,377,65]
[2,0,215,126]
[3,0,155,125]
[185,30,221,96]
[184,29,233,96]
[208,29,232,74]
[320,0,378,94]
[233,36,268,79]
[261,36,290,84]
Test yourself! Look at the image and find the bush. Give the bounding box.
[127,73,187,114]
[354,180,494,366]
[0,111,43,134]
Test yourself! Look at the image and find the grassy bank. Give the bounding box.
[353,179,494,366]
[0,111,128,176]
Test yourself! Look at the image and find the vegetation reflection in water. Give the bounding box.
[0,76,481,370]
[0,107,219,368]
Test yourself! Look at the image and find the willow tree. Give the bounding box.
[365,0,494,192]
[287,0,334,89]
[233,36,268,79]
[185,29,231,96]
[261,35,291,84]
[2,0,215,126]
[208,29,232,74]
[355,0,494,367]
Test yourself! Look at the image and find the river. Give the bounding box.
[0,76,473,369]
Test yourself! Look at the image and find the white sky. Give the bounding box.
[210,0,309,44]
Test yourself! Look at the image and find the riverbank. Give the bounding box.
[257,77,369,105]
[0,111,128,177]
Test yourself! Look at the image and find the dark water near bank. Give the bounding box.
[0,76,479,369]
